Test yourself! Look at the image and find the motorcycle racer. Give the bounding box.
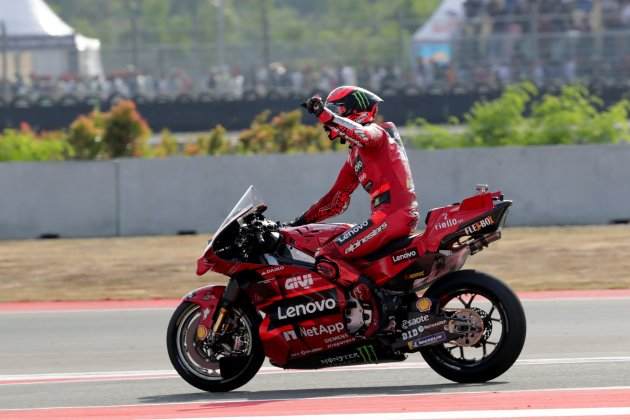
[289,86,419,337]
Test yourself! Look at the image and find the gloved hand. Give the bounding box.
[287,214,307,227]
[302,96,325,116]
[324,126,340,141]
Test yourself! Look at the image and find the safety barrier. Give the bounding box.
[0,144,628,239]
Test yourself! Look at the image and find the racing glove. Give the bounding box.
[303,96,325,116]
[287,214,307,227]
[324,126,340,141]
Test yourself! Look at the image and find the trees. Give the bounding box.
[410,83,630,149]
[47,0,440,68]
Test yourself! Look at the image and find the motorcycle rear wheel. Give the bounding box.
[420,270,526,383]
[167,301,265,392]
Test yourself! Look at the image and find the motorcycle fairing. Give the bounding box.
[191,187,511,368]
[182,284,226,331]
[281,223,351,254]
[248,265,353,366]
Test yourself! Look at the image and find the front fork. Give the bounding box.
[209,277,242,336]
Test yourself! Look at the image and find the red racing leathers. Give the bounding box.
[300,107,419,288]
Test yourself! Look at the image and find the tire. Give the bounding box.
[167,301,265,392]
[420,270,526,383]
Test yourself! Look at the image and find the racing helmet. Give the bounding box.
[325,86,383,124]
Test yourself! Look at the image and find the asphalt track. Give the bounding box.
[1,290,630,419]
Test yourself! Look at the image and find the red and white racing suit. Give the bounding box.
[300,107,419,288]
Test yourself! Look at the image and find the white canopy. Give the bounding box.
[0,0,102,77]
[0,0,74,36]
[412,0,465,43]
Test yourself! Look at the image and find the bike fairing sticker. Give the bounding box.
[320,344,378,366]
[268,289,339,329]
[407,332,447,350]
[464,215,495,235]
[391,247,418,264]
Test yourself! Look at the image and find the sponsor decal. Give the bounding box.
[277,298,336,321]
[299,322,345,338]
[202,308,211,320]
[404,271,425,281]
[320,344,378,366]
[283,329,298,341]
[422,320,447,331]
[326,336,355,349]
[363,180,373,192]
[354,155,364,174]
[416,297,432,312]
[392,247,418,264]
[407,332,447,350]
[335,220,373,245]
[401,314,430,330]
[401,325,424,341]
[261,266,284,276]
[285,274,314,290]
[434,215,462,231]
[344,221,388,254]
[321,352,361,366]
[268,290,339,328]
[196,325,209,341]
[324,333,352,345]
[290,347,322,358]
[372,191,391,208]
[353,91,370,110]
[464,215,495,235]
[357,344,378,363]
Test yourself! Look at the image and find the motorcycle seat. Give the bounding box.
[361,234,418,261]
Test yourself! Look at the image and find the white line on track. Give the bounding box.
[162,407,630,420]
[2,356,630,385]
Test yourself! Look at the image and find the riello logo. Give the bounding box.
[285,274,314,290]
[434,217,460,230]
[277,298,336,320]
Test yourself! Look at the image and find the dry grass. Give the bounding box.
[0,225,629,302]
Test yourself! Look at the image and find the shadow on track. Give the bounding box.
[139,381,506,405]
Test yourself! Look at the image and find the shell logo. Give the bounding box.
[416,297,432,313]
[196,324,209,341]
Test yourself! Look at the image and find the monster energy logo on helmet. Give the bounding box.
[352,91,370,110]
[357,344,378,363]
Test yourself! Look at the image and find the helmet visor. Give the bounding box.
[326,102,347,116]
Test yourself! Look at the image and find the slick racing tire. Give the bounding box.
[167,301,265,392]
[419,270,526,383]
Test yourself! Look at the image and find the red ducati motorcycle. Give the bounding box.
[167,185,526,392]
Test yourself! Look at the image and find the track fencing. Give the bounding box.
[0,144,628,239]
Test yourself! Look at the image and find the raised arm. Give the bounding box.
[317,107,384,148]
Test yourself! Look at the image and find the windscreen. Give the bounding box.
[210,185,265,246]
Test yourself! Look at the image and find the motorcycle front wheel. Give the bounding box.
[166,301,265,392]
[420,270,526,383]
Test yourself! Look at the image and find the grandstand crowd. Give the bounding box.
[3,0,630,106]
